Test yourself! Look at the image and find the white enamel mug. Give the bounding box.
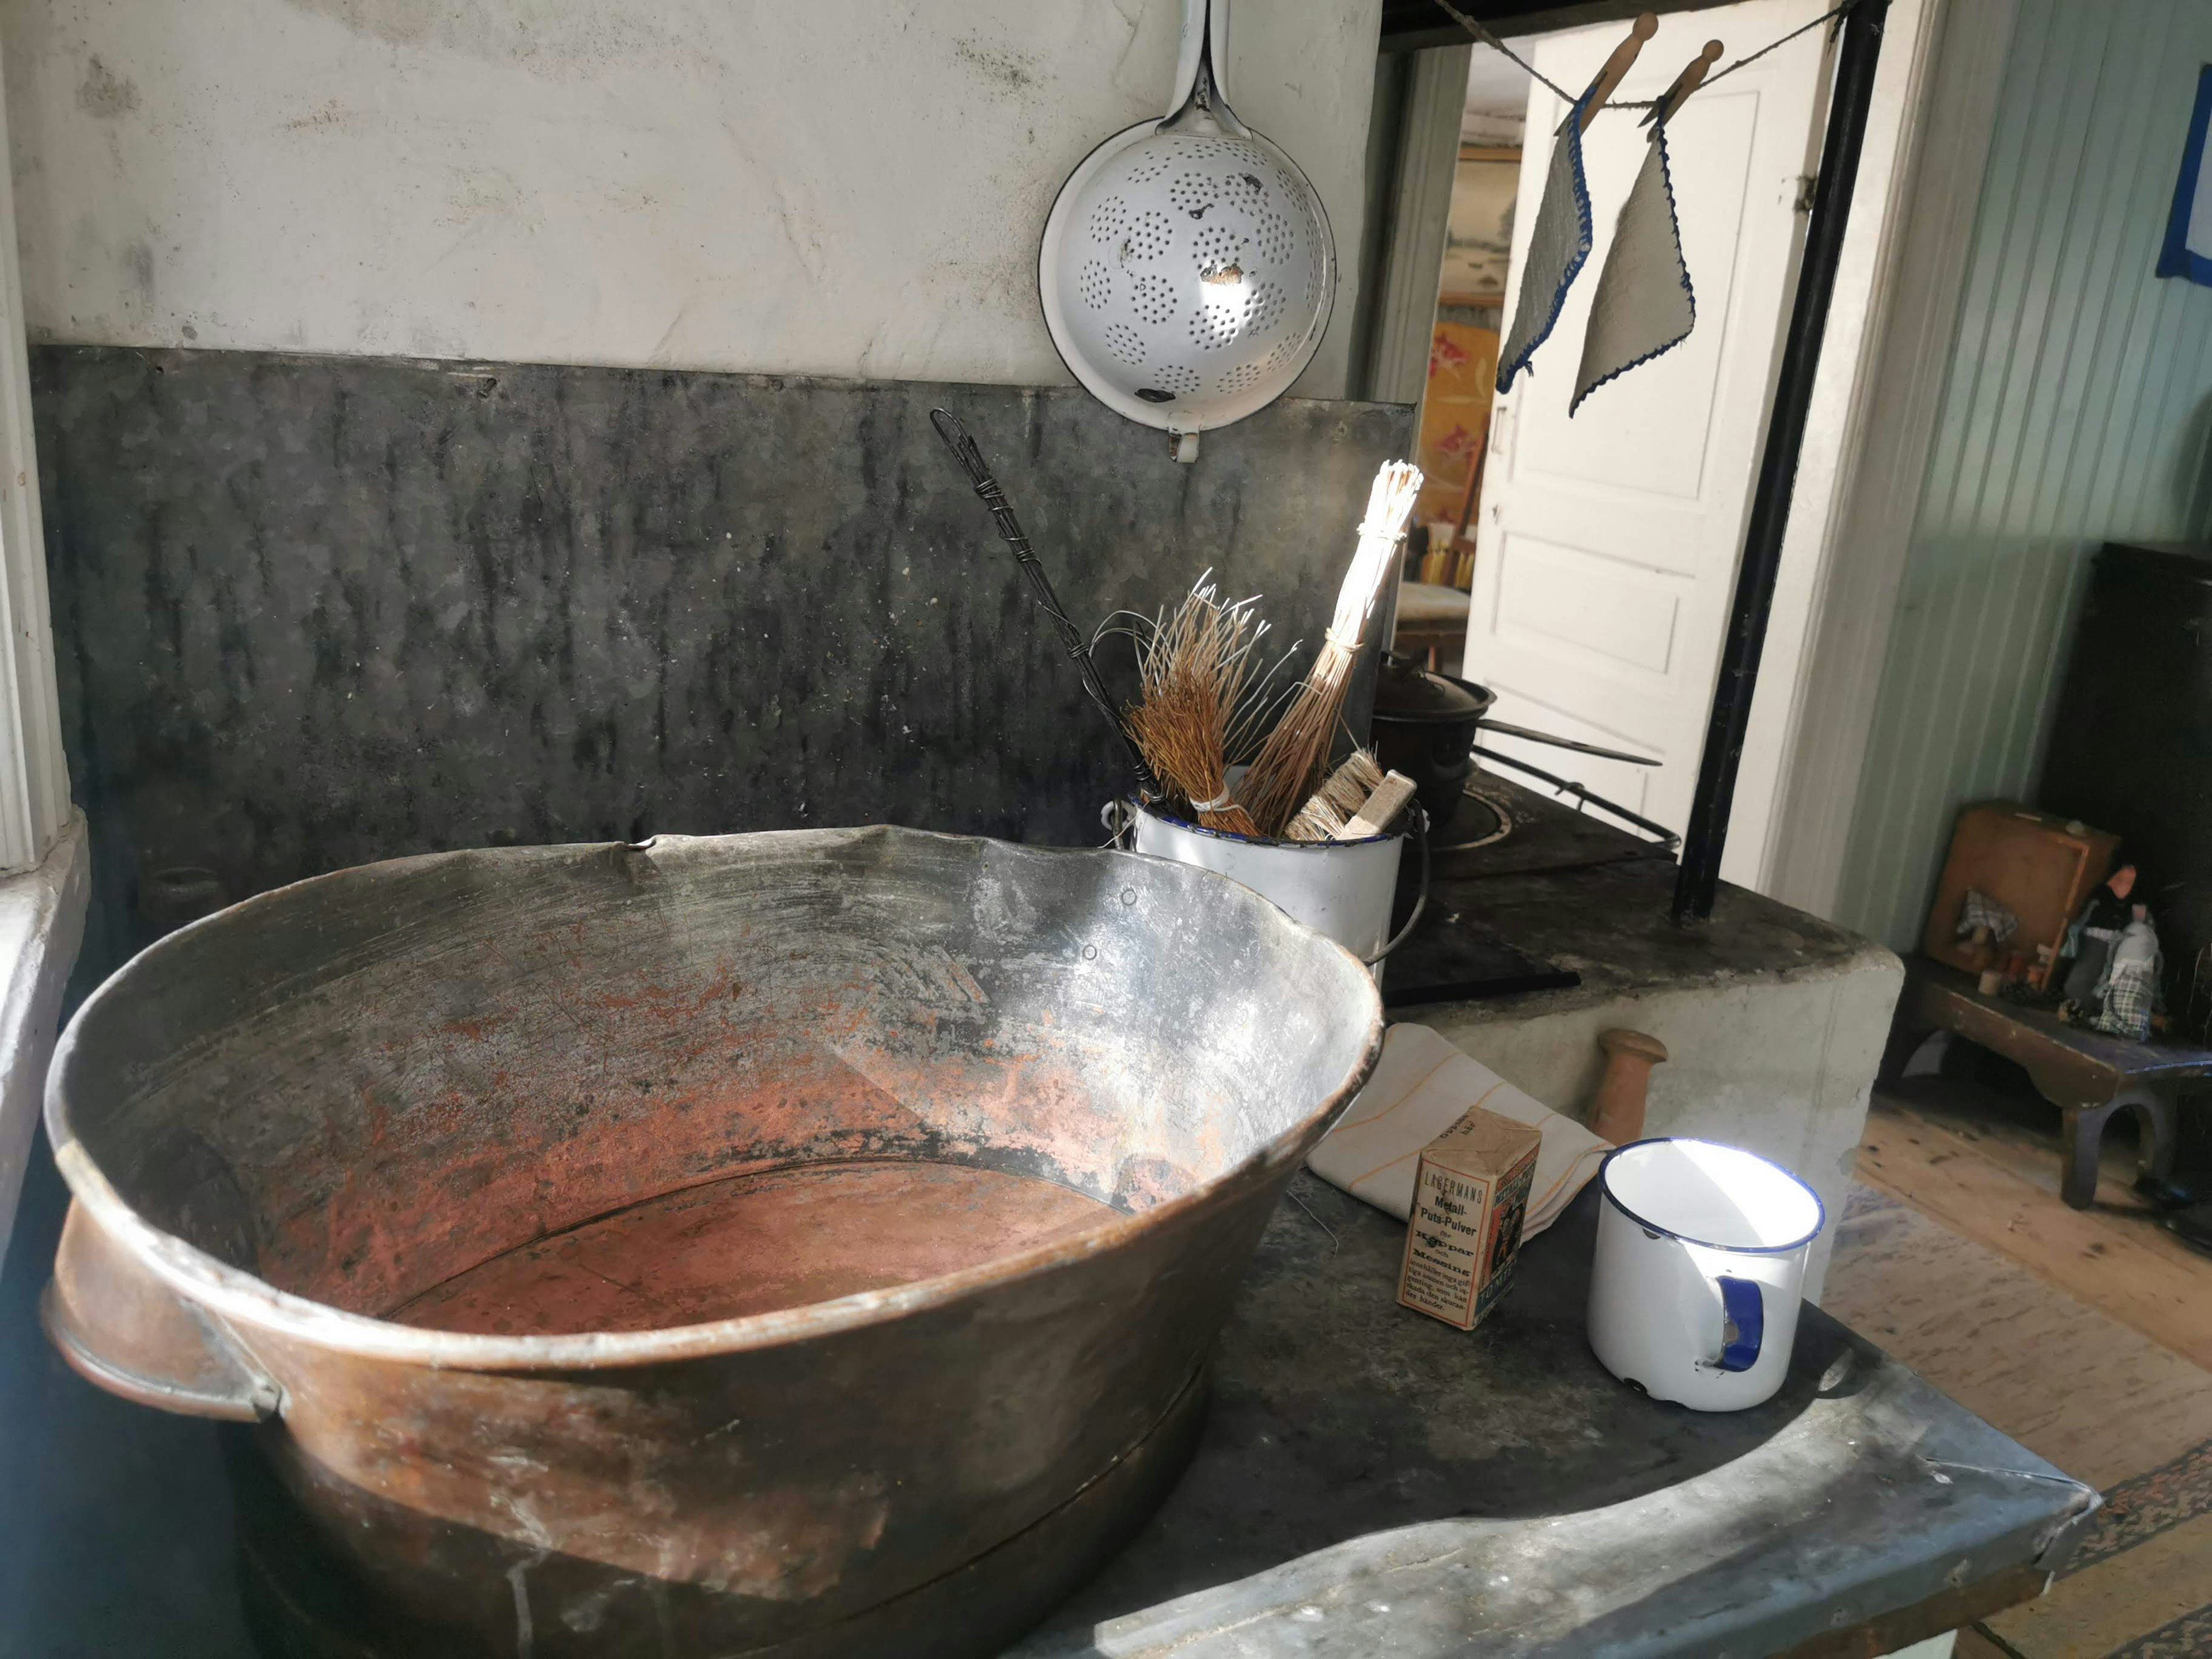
[1586,1138,1827,1412]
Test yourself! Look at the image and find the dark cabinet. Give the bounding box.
[2039,541,2212,1013]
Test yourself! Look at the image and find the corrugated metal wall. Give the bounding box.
[1831,0,2212,949]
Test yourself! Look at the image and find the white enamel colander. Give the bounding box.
[1039,0,1337,461]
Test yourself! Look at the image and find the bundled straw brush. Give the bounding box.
[1237,461,1423,837]
[1122,575,1285,836]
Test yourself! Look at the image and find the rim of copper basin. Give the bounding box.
[47,829,1386,1373]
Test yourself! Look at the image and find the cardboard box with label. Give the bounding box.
[1397,1104,1542,1331]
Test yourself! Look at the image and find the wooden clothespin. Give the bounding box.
[1578,12,1658,132]
[1642,40,1725,127]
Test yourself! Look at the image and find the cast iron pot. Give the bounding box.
[43,828,1382,1657]
[1369,652,1497,833]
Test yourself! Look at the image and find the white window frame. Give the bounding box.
[0,47,67,878]
[0,37,84,1269]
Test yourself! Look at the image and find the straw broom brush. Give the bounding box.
[1123,577,1280,837]
[1237,461,1423,838]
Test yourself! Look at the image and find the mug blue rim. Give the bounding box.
[1596,1135,1828,1255]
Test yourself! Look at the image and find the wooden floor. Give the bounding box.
[1856,1088,2212,1370]
[1827,1079,2212,1658]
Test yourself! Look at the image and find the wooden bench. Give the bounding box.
[1892,953,2212,1208]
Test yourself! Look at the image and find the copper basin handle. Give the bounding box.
[42,1200,278,1422]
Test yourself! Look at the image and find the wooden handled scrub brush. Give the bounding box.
[1283,749,1384,841]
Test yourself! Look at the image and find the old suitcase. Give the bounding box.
[1922,801,2118,985]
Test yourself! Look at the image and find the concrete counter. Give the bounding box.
[1012,1173,2092,1657]
[1394,779,1903,1295]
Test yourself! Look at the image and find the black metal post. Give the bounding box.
[1672,0,1890,922]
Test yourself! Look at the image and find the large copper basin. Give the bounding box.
[42,827,1382,1656]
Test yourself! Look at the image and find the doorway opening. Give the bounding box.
[1366,0,1933,893]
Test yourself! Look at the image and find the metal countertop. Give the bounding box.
[1012,1173,2096,1658]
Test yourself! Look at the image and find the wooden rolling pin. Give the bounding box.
[1589,1028,1668,1145]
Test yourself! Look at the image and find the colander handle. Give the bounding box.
[42,1200,279,1422]
[1167,0,1233,118]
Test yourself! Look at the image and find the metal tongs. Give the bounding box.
[930,408,1160,796]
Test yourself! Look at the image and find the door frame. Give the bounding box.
[1363,0,2013,915]
[1474,0,1851,851]
[1756,0,2021,915]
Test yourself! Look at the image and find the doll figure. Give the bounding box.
[2061,862,2138,1009]
[2090,908,2161,1041]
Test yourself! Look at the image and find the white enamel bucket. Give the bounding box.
[1587,1138,1827,1412]
[1124,799,1412,980]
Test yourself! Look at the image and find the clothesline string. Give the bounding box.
[1431,0,1866,114]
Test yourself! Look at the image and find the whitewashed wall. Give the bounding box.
[0,0,1380,395]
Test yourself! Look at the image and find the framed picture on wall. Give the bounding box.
[2160,65,2212,286]
[1439,145,1520,306]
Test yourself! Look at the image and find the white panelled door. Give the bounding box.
[1465,0,1832,846]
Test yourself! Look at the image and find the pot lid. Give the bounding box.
[1373,653,1490,719]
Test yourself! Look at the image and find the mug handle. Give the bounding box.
[1714,1275,1765,1373]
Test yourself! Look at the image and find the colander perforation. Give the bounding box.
[1123,210,1174,264]
[1168,171,1218,218]
[1078,259,1112,310]
[1132,274,1178,325]
[1087,195,1129,244]
[1103,322,1146,367]
[1192,225,1245,274]
[1252,207,1291,263]
[1188,302,1243,351]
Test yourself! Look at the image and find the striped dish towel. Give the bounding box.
[1308,1022,1611,1238]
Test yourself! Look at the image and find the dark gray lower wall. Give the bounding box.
[33,346,1411,975]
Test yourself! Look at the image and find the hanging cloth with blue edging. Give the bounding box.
[1572,116,1695,413]
[1494,15,1656,395]
[1495,95,1594,395]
